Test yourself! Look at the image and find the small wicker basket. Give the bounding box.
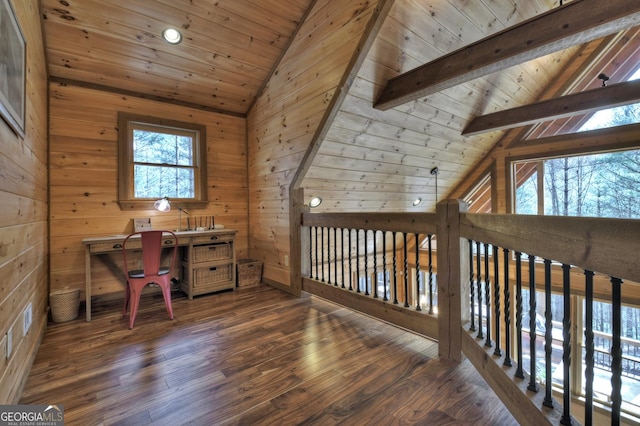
[236,259,263,287]
[50,289,81,322]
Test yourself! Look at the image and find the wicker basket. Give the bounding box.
[237,259,262,287]
[50,289,80,323]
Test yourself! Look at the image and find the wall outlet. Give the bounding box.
[284,255,289,267]
[23,302,33,336]
[6,327,12,359]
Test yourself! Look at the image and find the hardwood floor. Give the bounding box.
[21,285,518,425]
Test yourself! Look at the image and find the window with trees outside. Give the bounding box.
[118,113,208,210]
[513,67,640,416]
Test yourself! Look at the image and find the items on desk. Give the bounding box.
[186,215,217,231]
[133,217,152,232]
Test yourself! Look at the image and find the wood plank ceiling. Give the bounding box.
[40,0,314,115]
[302,0,639,212]
[40,0,638,212]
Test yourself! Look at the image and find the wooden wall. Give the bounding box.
[48,84,248,300]
[247,0,379,289]
[0,0,49,403]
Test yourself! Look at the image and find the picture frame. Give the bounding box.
[0,0,26,138]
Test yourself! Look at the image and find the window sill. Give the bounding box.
[119,200,209,211]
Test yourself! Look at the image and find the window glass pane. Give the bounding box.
[543,151,640,218]
[133,129,194,166]
[134,165,194,198]
[515,162,538,214]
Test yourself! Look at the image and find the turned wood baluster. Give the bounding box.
[327,227,331,285]
[348,229,353,291]
[314,227,319,280]
[364,230,369,296]
[339,228,345,288]
[321,227,325,283]
[393,232,398,305]
[383,231,389,301]
[309,226,313,279]
[373,230,378,299]
[356,229,361,293]
[403,232,409,308]
[333,227,338,286]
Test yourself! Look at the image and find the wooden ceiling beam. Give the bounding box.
[462,79,640,136]
[373,0,640,111]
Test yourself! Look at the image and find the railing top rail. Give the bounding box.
[460,213,640,282]
[302,212,438,235]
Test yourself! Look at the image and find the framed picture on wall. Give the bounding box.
[0,0,26,138]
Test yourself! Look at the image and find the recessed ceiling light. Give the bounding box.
[162,27,182,44]
[412,198,422,206]
[309,197,322,208]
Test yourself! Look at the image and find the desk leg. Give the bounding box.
[85,246,92,322]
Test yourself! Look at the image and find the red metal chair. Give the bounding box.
[122,230,178,329]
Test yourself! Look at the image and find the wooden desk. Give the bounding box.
[82,229,237,321]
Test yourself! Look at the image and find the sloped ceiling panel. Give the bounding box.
[302,0,580,212]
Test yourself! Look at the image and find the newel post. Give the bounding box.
[289,187,309,297]
[436,199,469,362]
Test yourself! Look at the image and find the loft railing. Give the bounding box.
[300,212,439,338]
[298,200,640,426]
[457,203,640,426]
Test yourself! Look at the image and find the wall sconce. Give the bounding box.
[309,196,322,208]
[412,197,422,206]
[154,197,189,231]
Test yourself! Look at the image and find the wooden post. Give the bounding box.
[436,199,469,361]
[289,188,308,297]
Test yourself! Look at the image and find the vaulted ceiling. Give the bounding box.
[40,0,314,115]
[40,0,640,212]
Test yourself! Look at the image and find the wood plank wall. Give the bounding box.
[0,0,48,403]
[247,0,378,289]
[48,84,248,299]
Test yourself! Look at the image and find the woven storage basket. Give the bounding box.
[192,243,231,263]
[237,259,262,287]
[50,289,80,322]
